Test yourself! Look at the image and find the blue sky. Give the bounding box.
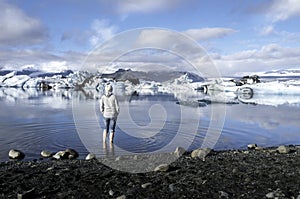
[1,0,300,75]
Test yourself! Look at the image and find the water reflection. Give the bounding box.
[0,87,300,161]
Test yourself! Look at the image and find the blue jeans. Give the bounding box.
[105,117,117,132]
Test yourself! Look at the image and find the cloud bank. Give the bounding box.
[183,28,237,41]
[0,1,47,46]
[267,0,300,22]
[115,0,182,15]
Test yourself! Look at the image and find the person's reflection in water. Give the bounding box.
[103,141,115,157]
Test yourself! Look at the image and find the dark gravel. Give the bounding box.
[1,146,300,199]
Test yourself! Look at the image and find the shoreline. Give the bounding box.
[1,145,300,198]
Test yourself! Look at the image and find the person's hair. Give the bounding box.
[105,84,113,92]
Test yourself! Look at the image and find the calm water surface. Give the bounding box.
[1,88,300,161]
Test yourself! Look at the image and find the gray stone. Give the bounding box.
[219,191,229,199]
[197,148,212,161]
[65,148,79,159]
[8,149,25,160]
[40,150,52,158]
[277,145,290,154]
[108,189,114,196]
[169,184,175,192]
[255,146,264,150]
[141,182,152,188]
[116,156,121,161]
[191,149,200,158]
[174,147,186,157]
[266,191,274,198]
[46,166,54,171]
[266,189,285,198]
[52,149,79,160]
[116,195,126,199]
[154,164,169,172]
[297,194,300,199]
[85,153,96,160]
[52,151,68,160]
[247,143,257,150]
[191,148,211,161]
[17,188,35,199]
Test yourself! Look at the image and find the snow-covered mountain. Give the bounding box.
[255,69,300,77]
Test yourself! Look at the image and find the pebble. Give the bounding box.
[85,153,96,160]
[191,148,212,160]
[108,189,114,196]
[191,149,200,158]
[52,149,79,160]
[255,146,264,150]
[141,182,152,189]
[174,147,186,157]
[219,191,229,199]
[265,189,285,198]
[116,194,126,199]
[17,188,35,199]
[276,145,290,154]
[297,194,300,199]
[65,148,79,159]
[40,150,53,158]
[169,184,175,192]
[52,151,67,160]
[154,164,169,172]
[116,156,121,161]
[8,149,25,160]
[197,148,212,161]
[247,144,257,150]
[46,166,55,171]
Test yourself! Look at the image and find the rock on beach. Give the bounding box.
[154,164,169,172]
[8,149,25,160]
[40,150,53,158]
[174,147,186,157]
[276,145,290,154]
[52,149,79,160]
[191,148,212,161]
[85,153,96,160]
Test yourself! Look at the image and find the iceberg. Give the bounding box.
[2,75,31,87]
[1,68,300,108]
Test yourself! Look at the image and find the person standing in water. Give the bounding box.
[100,83,119,143]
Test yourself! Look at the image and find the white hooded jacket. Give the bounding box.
[100,85,119,118]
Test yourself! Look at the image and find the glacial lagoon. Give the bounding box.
[1,87,300,161]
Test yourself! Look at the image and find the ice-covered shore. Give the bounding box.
[1,69,300,107]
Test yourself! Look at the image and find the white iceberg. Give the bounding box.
[2,75,30,87]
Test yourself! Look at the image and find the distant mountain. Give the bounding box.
[101,69,204,83]
[257,69,300,77]
[0,69,74,78]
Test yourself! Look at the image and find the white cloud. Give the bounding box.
[0,48,86,72]
[0,1,47,46]
[260,25,275,36]
[89,19,118,46]
[267,0,300,22]
[183,28,237,41]
[214,44,300,75]
[116,0,181,15]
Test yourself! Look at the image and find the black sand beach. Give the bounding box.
[1,145,300,199]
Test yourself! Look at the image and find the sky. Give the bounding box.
[1,0,300,76]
